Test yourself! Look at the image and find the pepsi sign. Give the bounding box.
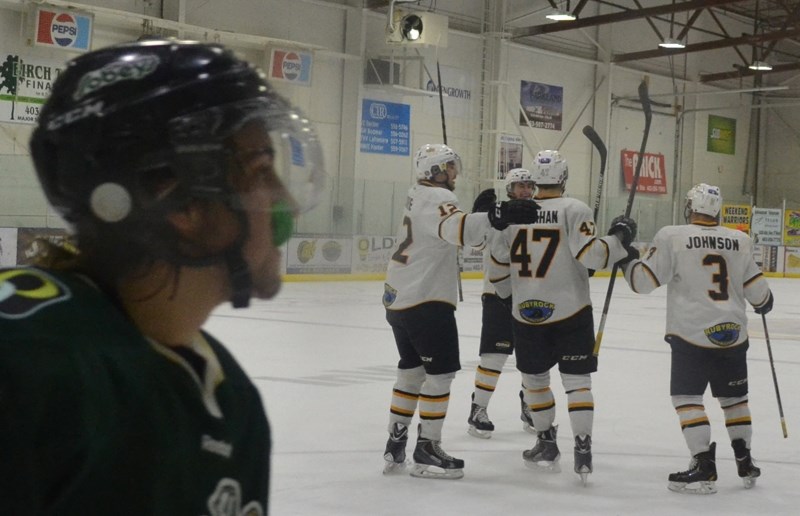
[35,8,93,51]
[269,49,312,86]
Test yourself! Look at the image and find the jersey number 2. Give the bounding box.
[392,216,412,264]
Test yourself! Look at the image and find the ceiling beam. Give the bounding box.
[612,27,800,63]
[511,0,745,39]
[700,61,800,83]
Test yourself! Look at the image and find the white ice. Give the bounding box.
[206,277,800,515]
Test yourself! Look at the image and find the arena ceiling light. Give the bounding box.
[545,9,576,21]
[401,14,423,41]
[749,60,773,71]
[659,38,685,49]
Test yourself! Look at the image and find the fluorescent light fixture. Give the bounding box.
[545,9,576,21]
[658,38,685,49]
[749,61,773,71]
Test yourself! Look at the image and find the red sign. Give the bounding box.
[620,150,667,194]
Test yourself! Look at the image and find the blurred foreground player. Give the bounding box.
[0,40,325,514]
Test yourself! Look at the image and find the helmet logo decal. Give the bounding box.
[46,100,104,130]
[73,54,160,100]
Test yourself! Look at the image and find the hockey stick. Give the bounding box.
[582,125,608,223]
[762,313,788,438]
[436,61,463,302]
[593,79,652,357]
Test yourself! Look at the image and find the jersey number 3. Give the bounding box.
[703,254,729,300]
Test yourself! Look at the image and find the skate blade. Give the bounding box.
[383,459,409,475]
[410,463,464,480]
[742,477,757,489]
[523,458,561,474]
[522,422,537,435]
[667,480,717,494]
[467,426,492,439]
[576,466,592,486]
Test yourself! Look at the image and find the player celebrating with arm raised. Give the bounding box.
[382,144,540,479]
[0,40,325,514]
[488,150,637,484]
[621,183,772,494]
[467,169,537,439]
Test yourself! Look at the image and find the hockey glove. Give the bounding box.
[607,215,638,247]
[754,291,774,315]
[472,188,497,213]
[615,246,640,266]
[488,200,541,230]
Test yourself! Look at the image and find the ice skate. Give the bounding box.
[523,425,561,473]
[732,439,761,489]
[467,394,494,439]
[574,434,592,486]
[411,437,464,480]
[382,422,409,475]
[667,442,717,494]
[519,390,536,435]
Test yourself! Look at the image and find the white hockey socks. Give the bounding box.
[388,366,426,431]
[418,372,456,441]
[672,395,711,456]
[720,396,752,446]
[562,373,594,438]
[473,353,508,407]
[521,372,555,432]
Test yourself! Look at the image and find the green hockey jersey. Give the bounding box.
[0,267,270,515]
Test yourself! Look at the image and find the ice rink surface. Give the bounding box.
[206,276,800,515]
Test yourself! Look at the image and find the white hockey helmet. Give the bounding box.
[531,150,568,186]
[685,183,722,220]
[414,143,462,181]
[505,168,535,195]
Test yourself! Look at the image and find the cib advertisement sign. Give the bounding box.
[0,52,65,124]
[620,150,667,194]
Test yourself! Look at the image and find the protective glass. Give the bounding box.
[169,96,327,214]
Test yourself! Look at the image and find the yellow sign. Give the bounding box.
[721,204,750,233]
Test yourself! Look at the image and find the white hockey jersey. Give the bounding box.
[623,221,771,349]
[383,182,491,310]
[489,196,628,325]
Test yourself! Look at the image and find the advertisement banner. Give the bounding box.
[360,99,410,156]
[34,7,93,52]
[269,48,312,86]
[620,150,667,194]
[286,237,352,274]
[519,80,563,131]
[423,65,474,118]
[352,235,397,274]
[707,115,736,155]
[751,208,783,245]
[0,53,66,124]
[0,228,19,267]
[497,133,523,180]
[754,245,783,274]
[461,246,483,273]
[721,204,751,233]
[784,210,800,247]
[784,246,800,276]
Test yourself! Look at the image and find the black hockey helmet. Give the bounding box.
[30,39,326,306]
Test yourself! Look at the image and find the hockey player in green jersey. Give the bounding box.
[0,40,325,514]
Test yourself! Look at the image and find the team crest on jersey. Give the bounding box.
[0,268,71,319]
[383,283,398,307]
[704,322,741,347]
[518,299,555,324]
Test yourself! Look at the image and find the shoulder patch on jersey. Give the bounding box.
[518,299,555,324]
[704,322,741,347]
[0,268,72,319]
